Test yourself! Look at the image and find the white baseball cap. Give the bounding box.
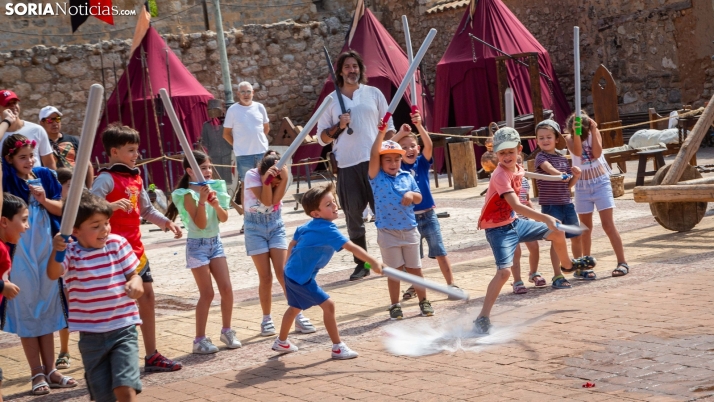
[39,106,62,121]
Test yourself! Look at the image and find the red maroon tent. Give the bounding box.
[433,0,570,168]
[93,26,213,191]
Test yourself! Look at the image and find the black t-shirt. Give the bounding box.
[50,133,80,168]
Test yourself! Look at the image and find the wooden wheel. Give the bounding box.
[649,164,707,232]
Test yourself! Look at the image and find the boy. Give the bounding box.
[475,127,576,334]
[272,184,383,358]
[369,123,433,320]
[392,111,460,300]
[48,192,144,401]
[91,124,183,372]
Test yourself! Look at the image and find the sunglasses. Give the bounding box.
[43,117,61,123]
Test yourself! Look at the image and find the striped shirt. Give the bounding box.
[535,152,572,205]
[61,234,142,333]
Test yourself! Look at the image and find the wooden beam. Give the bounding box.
[679,176,714,186]
[661,94,714,185]
[633,184,714,203]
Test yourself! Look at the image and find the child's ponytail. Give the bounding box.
[165,150,210,221]
[565,110,592,141]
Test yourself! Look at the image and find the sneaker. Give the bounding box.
[144,351,182,372]
[349,264,370,281]
[473,316,491,335]
[220,330,242,349]
[331,343,359,360]
[419,299,435,317]
[192,337,219,354]
[295,316,316,334]
[272,337,298,354]
[446,284,464,301]
[261,319,276,336]
[389,304,403,320]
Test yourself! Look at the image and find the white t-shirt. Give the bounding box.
[223,102,270,157]
[316,84,395,169]
[1,121,53,167]
[243,168,282,214]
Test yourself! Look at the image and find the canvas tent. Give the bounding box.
[433,0,570,167]
[92,26,213,191]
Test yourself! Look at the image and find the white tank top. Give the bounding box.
[571,134,610,183]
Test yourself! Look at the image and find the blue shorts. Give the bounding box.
[416,209,447,259]
[236,153,264,184]
[574,174,616,214]
[185,236,226,269]
[485,218,552,269]
[541,203,580,239]
[285,276,329,310]
[244,212,288,256]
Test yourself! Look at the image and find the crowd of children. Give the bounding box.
[0,104,632,399]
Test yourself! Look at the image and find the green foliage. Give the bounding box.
[147,0,158,17]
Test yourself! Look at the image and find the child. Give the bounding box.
[53,167,73,370]
[511,153,542,293]
[369,123,434,320]
[244,150,314,336]
[475,127,576,334]
[1,134,77,394]
[534,120,596,280]
[166,151,241,354]
[392,111,460,300]
[272,184,383,358]
[47,192,144,402]
[91,123,184,372]
[565,112,630,277]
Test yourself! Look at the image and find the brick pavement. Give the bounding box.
[3,154,714,401]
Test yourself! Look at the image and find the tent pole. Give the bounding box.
[141,45,171,192]
[123,57,136,130]
[165,48,178,155]
[99,43,109,126]
[212,0,235,107]
[112,60,122,124]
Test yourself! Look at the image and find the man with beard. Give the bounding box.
[0,90,56,170]
[317,51,395,281]
[39,106,94,187]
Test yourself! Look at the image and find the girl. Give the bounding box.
[565,112,630,277]
[1,134,76,395]
[243,150,314,336]
[166,151,241,354]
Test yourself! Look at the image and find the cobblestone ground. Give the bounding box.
[2,151,714,401]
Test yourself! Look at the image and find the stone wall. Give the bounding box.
[0,17,350,136]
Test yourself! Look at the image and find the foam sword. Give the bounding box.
[365,263,468,301]
[378,28,437,131]
[323,46,352,135]
[401,15,418,114]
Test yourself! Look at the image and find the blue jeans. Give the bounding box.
[185,236,226,269]
[415,209,447,259]
[541,203,580,239]
[236,153,264,183]
[485,219,552,269]
[244,212,287,256]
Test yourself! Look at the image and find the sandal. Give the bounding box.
[551,275,572,289]
[46,369,77,389]
[55,352,70,370]
[30,373,50,395]
[573,268,597,280]
[402,286,417,300]
[528,272,547,287]
[573,256,597,269]
[612,263,630,277]
[512,281,528,294]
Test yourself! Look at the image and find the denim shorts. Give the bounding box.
[236,153,263,183]
[79,325,141,401]
[541,203,580,239]
[574,174,616,214]
[416,209,447,259]
[485,218,552,269]
[185,236,226,269]
[244,212,288,256]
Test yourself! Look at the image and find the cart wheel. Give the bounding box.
[649,164,707,232]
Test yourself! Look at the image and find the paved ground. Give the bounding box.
[3,150,714,401]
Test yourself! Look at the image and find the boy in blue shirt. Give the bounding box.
[272,184,383,359]
[392,111,459,300]
[369,122,434,320]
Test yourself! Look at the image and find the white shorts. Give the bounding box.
[574,174,616,214]
[377,228,422,269]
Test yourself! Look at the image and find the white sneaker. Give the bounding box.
[192,337,219,354]
[295,316,316,334]
[331,343,359,360]
[272,337,298,354]
[261,319,276,336]
[220,330,242,349]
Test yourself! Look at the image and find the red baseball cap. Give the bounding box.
[0,90,19,107]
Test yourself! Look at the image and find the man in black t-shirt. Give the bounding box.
[39,105,94,186]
